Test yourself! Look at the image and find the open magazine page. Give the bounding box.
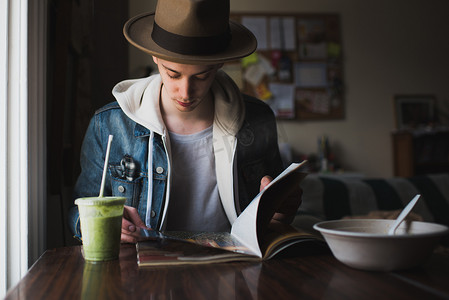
[136,161,310,266]
[137,235,260,266]
[231,161,308,258]
[161,231,257,256]
[229,195,262,257]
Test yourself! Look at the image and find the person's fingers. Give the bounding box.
[121,232,138,244]
[120,206,151,243]
[123,206,149,229]
[121,226,146,243]
[259,175,273,192]
[121,217,136,232]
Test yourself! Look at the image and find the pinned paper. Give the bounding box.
[269,17,296,51]
[271,50,282,68]
[299,42,327,59]
[278,55,292,82]
[244,63,266,87]
[241,52,259,69]
[269,83,295,118]
[296,90,330,114]
[255,83,272,101]
[241,17,268,50]
[297,19,325,42]
[328,42,341,58]
[258,54,276,76]
[294,62,327,88]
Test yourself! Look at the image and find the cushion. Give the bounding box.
[297,173,449,227]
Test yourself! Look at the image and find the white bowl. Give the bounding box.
[313,219,449,271]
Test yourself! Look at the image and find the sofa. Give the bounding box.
[293,172,449,244]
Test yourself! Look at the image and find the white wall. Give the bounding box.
[129,0,449,177]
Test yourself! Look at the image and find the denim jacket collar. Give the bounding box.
[134,123,152,137]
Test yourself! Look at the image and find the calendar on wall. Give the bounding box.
[226,13,344,121]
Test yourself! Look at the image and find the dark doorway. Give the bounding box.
[46,0,129,248]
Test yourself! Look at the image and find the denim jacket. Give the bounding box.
[68,71,283,239]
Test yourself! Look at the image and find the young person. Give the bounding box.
[68,0,302,243]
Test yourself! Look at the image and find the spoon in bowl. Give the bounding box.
[388,194,421,235]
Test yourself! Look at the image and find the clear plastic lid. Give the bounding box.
[75,197,126,206]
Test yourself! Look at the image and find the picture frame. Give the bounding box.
[394,95,436,130]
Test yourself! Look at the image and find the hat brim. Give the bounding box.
[124,12,257,65]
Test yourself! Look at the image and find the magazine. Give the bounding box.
[136,161,323,266]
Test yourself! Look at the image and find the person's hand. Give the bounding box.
[121,205,150,243]
[259,175,303,224]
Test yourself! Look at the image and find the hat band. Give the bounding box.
[152,22,231,56]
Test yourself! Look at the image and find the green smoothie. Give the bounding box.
[75,197,126,261]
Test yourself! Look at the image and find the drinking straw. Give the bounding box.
[99,135,113,197]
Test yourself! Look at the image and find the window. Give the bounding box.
[0,0,46,296]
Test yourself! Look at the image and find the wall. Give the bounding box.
[129,0,449,177]
[128,1,157,77]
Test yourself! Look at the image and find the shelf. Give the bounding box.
[392,130,449,177]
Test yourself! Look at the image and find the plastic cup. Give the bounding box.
[75,197,126,261]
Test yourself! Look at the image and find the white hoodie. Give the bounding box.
[111,70,245,228]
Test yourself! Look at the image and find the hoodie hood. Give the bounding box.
[111,70,245,136]
[211,70,245,136]
[112,75,166,135]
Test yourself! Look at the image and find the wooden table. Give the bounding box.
[5,244,449,299]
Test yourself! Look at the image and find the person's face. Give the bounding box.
[153,56,223,113]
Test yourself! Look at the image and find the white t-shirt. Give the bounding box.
[166,126,231,232]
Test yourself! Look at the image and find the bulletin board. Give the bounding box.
[226,13,344,121]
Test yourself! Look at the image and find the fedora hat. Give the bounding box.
[124,0,257,65]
